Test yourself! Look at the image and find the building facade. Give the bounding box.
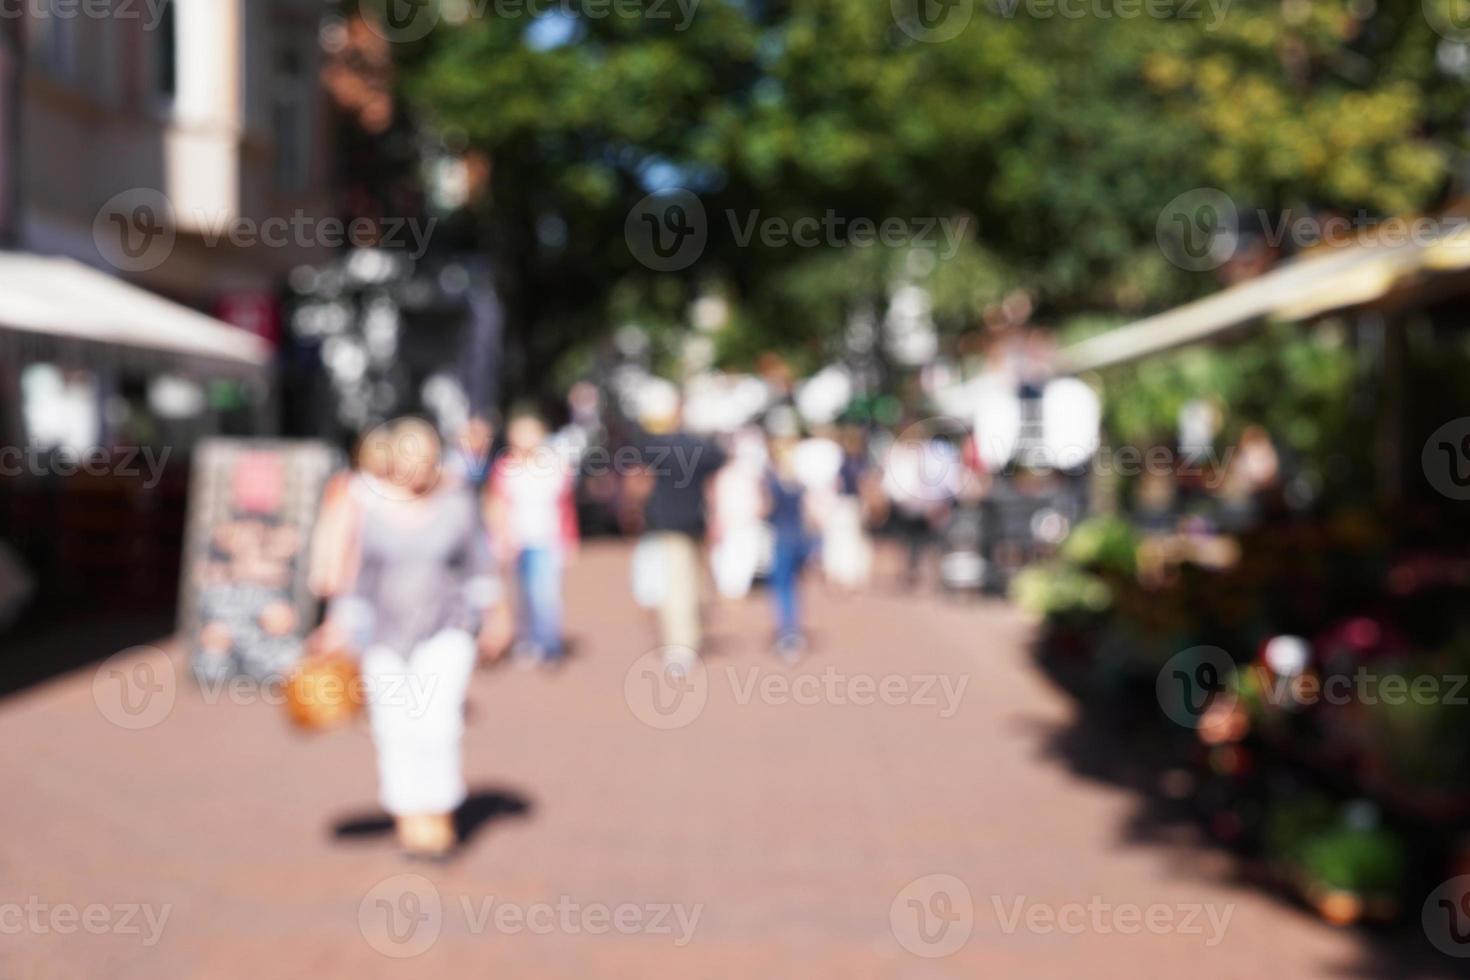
[0,13,17,246]
[14,0,333,321]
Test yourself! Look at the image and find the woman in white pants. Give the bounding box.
[325,419,499,859]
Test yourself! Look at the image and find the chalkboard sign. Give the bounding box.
[178,439,341,684]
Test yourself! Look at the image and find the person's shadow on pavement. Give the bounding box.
[330,786,533,849]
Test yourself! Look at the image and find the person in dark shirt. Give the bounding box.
[623,407,725,665]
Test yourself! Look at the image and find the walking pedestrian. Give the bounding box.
[623,396,725,667]
[445,415,496,491]
[822,424,878,593]
[317,418,500,859]
[486,412,577,665]
[764,432,815,660]
[882,421,960,590]
[708,426,767,601]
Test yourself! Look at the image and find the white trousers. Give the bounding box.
[361,629,477,816]
[711,526,761,600]
[822,496,872,588]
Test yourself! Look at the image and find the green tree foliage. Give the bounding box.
[394,0,1465,394]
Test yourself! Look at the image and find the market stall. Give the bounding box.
[0,252,273,622]
[1024,219,1470,926]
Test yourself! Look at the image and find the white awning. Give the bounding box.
[1056,220,1470,374]
[0,252,270,376]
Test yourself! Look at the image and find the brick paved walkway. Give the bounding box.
[0,542,1452,977]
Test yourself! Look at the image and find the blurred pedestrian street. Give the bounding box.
[0,542,1450,978]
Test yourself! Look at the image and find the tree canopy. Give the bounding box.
[391,0,1467,395]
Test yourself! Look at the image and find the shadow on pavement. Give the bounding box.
[0,611,176,700]
[1027,652,1461,980]
[331,786,534,849]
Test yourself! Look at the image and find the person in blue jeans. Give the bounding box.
[486,414,578,666]
[764,434,814,661]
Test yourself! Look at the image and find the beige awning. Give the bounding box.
[1056,219,1470,374]
[0,252,270,376]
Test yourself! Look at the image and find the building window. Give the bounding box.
[34,0,78,83]
[96,7,122,105]
[155,0,177,102]
[272,44,309,192]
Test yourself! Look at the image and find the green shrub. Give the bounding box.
[1011,563,1113,620]
[1059,516,1140,578]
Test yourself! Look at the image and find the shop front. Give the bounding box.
[0,253,272,628]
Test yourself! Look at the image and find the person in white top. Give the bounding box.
[485,413,578,665]
[708,426,768,600]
